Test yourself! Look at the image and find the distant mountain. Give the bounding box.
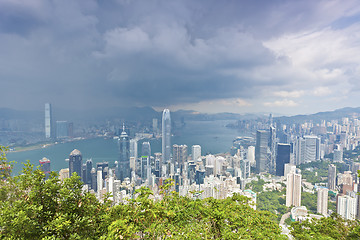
[276,107,360,124]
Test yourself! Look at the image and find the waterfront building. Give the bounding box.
[59,168,69,180]
[69,149,82,179]
[162,109,171,164]
[328,164,337,191]
[44,103,53,139]
[317,188,328,216]
[286,171,302,207]
[39,157,51,178]
[118,125,130,181]
[276,143,291,176]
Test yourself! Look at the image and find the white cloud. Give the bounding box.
[264,99,298,107]
[273,90,305,98]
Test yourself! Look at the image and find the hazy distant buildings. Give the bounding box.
[328,164,337,191]
[56,121,73,139]
[69,149,82,179]
[286,171,302,207]
[130,139,138,159]
[317,188,328,216]
[256,130,269,173]
[118,125,130,181]
[45,103,53,139]
[276,143,291,176]
[162,109,171,165]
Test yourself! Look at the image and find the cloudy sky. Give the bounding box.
[1,0,360,115]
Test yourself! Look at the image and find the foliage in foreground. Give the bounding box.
[289,214,360,240]
[0,150,285,239]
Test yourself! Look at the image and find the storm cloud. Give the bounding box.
[1,0,360,115]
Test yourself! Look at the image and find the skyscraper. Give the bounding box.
[173,144,188,173]
[162,109,171,164]
[317,188,328,216]
[192,145,201,161]
[286,171,302,207]
[255,130,269,173]
[141,142,151,157]
[269,126,276,174]
[45,103,53,139]
[295,136,321,164]
[69,149,82,179]
[118,125,130,181]
[276,143,291,176]
[328,164,337,191]
[130,139,138,158]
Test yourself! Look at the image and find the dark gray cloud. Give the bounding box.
[0,0,359,114]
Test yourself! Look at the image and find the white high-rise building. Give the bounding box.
[328,164,337,191]
[45,103,53,139]
[295,136,320,164]
[162,109,171,164]
[192,145,201,161]
[317,188,328,216]
[286,171,302,207]
[337,195,357,220]
[247,146,255,165]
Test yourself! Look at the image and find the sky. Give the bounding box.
[1,0,360,116]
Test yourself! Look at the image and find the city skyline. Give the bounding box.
[1,1,360,115]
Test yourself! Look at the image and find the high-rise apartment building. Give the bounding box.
[269,126,276,174]
[192,145,201,161]
[276,143,291,176]
[328,164,337,191]
[162,109,171,164]
[256,130,269,173]
[118,125,130,181]
[337,195,357,220]
[317,188,328,216]
[286,171,302,207]
[69,149,82,179]
[45,103,53,139]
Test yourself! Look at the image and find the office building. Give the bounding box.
[269,126,276,174]
[69,149,82,179]
[256,130,269,173]
[141,141,151,157]
[118,125,130,181]
[317,188,328,216]
[192,145,201,161]
[276,143,291,176]
[44,103,53,139]
[295,136,320,164]
[84,159,92,185]
[162,109,171,163]
[337,195,357,220]
[240,158,250,179]
[152,118,158,133]
[286,171,302,207]
[130,139,138,159]
[328,164,337,191]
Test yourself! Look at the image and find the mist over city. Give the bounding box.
[2,1,360,239]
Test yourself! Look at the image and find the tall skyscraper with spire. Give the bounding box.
[45,103,53,139]
[162,109,171,168]
[118,124,130,181]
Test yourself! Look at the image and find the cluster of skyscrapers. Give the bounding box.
[44,103,73,139]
